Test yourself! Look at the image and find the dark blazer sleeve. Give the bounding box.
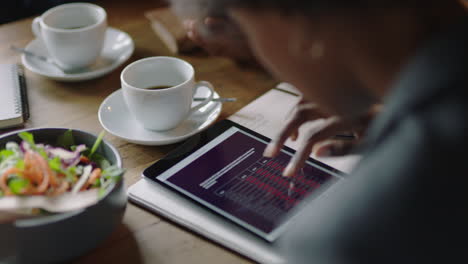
[280,104,468,264]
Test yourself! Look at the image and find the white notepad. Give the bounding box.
[128,83,360,264]
[0,64,28,130]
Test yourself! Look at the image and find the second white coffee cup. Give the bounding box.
[32,3,107,70]
[121,56,215,131]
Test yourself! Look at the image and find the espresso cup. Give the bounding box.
[32,3,107,70]
[121,56,215,131]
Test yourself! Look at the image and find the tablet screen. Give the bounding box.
[147,123,343,242]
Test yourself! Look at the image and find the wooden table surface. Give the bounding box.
[0,0,277,263]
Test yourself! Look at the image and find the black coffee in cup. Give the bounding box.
[144,85,172,90]
[62,26,88,30]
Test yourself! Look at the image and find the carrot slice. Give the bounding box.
[0,167,23,195]
[34,171,49,194]
[52,181,70,196]
[80,156,90,163]
[28,152,50,194]
[81,168,101,191]
[24,151,42,184]
[34,152,58,187]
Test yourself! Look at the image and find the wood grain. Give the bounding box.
[0,0,276,263]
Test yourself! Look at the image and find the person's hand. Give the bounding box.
[263,101,381,177]
[183,16,256,63]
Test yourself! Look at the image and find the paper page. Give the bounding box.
[0,64,21,121]
[229,83,360,173]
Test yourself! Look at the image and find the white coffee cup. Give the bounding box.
[121,56,215,131]
[32,3,107,70]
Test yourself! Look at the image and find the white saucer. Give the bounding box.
[98,89,222,146]
[22,27,134,82]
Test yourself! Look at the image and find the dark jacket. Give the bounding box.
[282,16,468,264]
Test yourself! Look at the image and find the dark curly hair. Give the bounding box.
[170,0,441,18]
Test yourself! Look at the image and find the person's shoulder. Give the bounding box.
[414,81,468,149]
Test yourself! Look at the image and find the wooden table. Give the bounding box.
[0,0,277,263]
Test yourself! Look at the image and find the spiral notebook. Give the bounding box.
[0,64,29,130]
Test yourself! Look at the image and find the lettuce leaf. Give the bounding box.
[18,131,36,150]
[89,130,106,159]
[15,159,25,170]
[57,129,75,149]
[91,153,111,170]
[98,165,125,198]
[49,156,61,172]
[0,149,14,162]
[8,177,30,195]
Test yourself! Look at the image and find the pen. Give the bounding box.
[193,97,237,102]
[10,45,57,67]
[333,133,356,140]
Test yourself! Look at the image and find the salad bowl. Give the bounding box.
[0,128,126,264]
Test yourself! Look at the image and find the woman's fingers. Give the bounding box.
[266,103,382,177]
[290,129,299,141]
[263,115,305,158]
[263,103,325,158]
[186,20,206,45]
[283,117,345,177]
[183,16,256,62]
[182,19,194,31]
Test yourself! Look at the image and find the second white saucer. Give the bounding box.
[98,89,222,146]
[22,27,134,82]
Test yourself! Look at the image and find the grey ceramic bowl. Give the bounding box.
[0,128,126,264]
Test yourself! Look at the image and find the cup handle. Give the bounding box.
[189,81,215,115]
[32,17,42,38]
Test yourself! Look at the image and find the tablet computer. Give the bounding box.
[142,119,346,242]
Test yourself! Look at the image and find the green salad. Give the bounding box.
[0,130,123,199]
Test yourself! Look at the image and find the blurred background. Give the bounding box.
[2,0,468,25]
[1,0,91,24]
[0,0,168,25]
